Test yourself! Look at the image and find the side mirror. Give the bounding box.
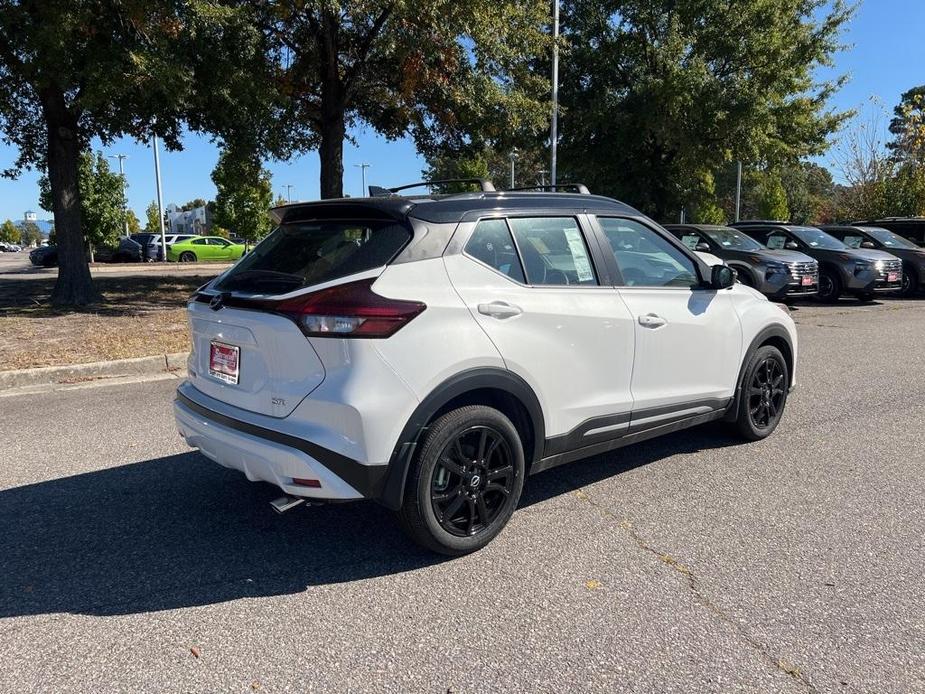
[785,241,800,250]
[695,242,711,252]
[710,264,735,289]
[860,240,876,249]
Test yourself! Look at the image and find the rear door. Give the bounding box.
[593,217,741,423]
[444,215,637,443]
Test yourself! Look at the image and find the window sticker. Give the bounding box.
[563,227,594,282]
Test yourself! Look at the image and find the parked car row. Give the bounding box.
[28,233,249,267]
[0,242,23,252]
[664,219,925,302]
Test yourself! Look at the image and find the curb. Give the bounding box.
[0,352,189,390]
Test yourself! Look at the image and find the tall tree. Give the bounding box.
[256,0,550,198]
[0,219,19,243]
[19,221,43,247]
[888,85,925,164]
[39,151,127,251]
[0,1,270,305]
[144,202,162,233]
[211,144,273,244]
[556,0,854,221]
[125,210,142,234]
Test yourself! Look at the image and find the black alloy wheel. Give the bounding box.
[430,426,516,538]
[747,356,786,431]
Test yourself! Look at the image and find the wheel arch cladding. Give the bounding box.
[378,368,545,511]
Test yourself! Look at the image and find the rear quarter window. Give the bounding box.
[214,221,411,295]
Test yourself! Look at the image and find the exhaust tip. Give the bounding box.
[270,496,306,514]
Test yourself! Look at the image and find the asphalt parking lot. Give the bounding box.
[1,296,923,693]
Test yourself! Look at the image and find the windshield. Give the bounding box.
[701,227,763,251]
[213,221,411,295]
[790,227,847,250]
[863,227,919,249]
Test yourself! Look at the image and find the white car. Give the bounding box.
[174,183,798,554]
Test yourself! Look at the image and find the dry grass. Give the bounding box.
[0,275,212,371]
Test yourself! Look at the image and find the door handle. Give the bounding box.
[638,313,667,328]
[478,301,523,319]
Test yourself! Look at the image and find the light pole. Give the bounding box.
[735,160,743,222]
[152,134,167,262]
[108,154,129,235]
[550,0,560,189]
[354,163,371,196]
[509,149,518,188]
[283,184,294,203]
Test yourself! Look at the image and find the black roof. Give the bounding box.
[271,191,641,225]
[663,223,734,231]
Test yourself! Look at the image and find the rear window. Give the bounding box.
[214,221,411,295]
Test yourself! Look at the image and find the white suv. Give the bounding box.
[174,183,797,554]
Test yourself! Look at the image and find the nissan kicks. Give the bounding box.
[174,182,798,555]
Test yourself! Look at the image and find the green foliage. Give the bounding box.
[755,171,790,221]
[782,162,836,224]
[145,202,162,233]
[556,0,854,220]
[39,151,127,247]
[125,210,142,234]
[210,225,231,239]
[211,144,273,243]
[273,195,288,208]
[259,0,551,197]
[181,199,209,211]
[0,219,19,243]
[888,86,925,164]
[20,222,43,246]
[423,144,548,192]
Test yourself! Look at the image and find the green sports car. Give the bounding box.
[167,236,247,262]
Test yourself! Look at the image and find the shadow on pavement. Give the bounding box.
[0,424,739,618]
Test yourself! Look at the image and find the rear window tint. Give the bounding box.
[214,221,411,295]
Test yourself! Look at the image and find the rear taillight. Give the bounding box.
[276,278,426,338]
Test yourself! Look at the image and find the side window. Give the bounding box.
[192,238,207,246]
[598,218,699,288]
[765,233,787,250]
[508,217,597,286]
[680,233,703,250]
[464,219,526,283]
[842,234,863,248]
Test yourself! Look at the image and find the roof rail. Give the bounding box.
[369,178,496,197]
[505,183,591,195]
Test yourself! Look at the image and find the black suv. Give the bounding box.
[665,224,818,300]
[851,218,925,248]
[821,225,925,296]
[730,222,903,302]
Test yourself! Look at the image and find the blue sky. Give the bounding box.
[1,0,923,223]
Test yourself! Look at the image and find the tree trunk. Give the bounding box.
[41,88,100,306]
[317,13,346,200]
[318,105,346,199]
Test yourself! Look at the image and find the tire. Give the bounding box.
[732,345,789,441]
[900,268,919,297]
[398,405,525,555]
[817,270,841,302]
[179,251,196,262]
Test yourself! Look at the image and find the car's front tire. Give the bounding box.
[900,268,919,297]
[733,345,789,441]
[398,405,525,556]
[817,270,841,302]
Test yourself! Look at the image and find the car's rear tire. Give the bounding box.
[732,345,789,441]
[900,268,919,297]
[817,270,841,302]
[179,251,196,262]
[398,405,525,556]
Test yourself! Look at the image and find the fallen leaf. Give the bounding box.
[190,646,201,658]
[585,579,602,590]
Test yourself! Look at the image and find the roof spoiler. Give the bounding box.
[369,178,496,196]
[505,183,591,195]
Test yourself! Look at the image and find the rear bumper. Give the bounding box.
[174,392,388,501]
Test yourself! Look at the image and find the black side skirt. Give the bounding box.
[176,392,388,499]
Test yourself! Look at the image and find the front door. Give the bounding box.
[594,217,742,427]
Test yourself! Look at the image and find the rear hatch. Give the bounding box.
[186,213,413,418]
